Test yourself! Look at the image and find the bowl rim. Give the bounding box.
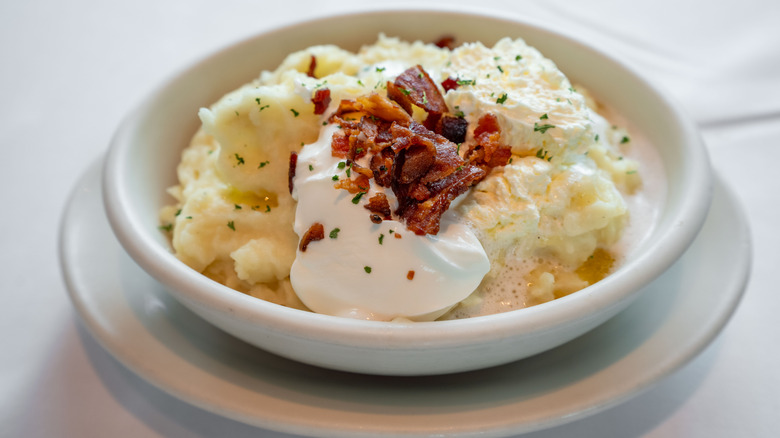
[102,5,712,349]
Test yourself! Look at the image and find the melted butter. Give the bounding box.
[575,248,615,285]
[224,186,278,210]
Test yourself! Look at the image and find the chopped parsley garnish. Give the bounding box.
[363,266,372,274]
[422,91,428,105]
[175,209,182,217]
[621,136,631,144]
[400,87,411,96]
[536,148,549,160]
[234,110,239,116]
[456,78,476,86]
[626,170,637,174]
[290,108,299,117]
[234,204,242,210]
[534,122,556,134]
[258,160,269,168]
[540,113,548,120]
[568,87,576,93]
[227,221,235,231]
[234,153,245,165]
[337,161,346,169]
[378,234,385,245]
[376,66,385,72]
[357,79,364,87]
[308,164,314,171]
[254,98,269,111]
[594,134,600,142]
[265,205,271,213]
[496,93,508,104]
[351,191,366,204]
[493,56,501,60]
[329,228,340,239]
[497,65,504,73]
[515,54,522,61]
[159,223,173,232]
[345,168,351,177]
[332,175,339,181]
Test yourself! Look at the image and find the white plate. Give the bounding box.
[60,158,750,437]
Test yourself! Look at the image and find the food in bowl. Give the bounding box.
[158,34,661,322]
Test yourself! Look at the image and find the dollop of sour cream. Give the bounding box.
[290,125,490,321]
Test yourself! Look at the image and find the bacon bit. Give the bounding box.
[436,115,468,144]
[394,232,402,239]
[387,65,448,129]
[331,131,350,158]
[441,77,459,92]
[466,113,512,169]
[299,222,324,252]
[288,152,298,194]
[334,174,370,194]
[407,270,415,280]
[307,55,317,78]
[365,192,391,221]
[434,36,456,50]
[312,88,331,115]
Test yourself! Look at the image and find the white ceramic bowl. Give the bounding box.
[103,7,711,376]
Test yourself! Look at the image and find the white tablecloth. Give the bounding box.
[2,1,778,436]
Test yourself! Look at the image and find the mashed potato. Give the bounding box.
[160,35,647,319]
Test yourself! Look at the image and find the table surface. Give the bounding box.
[2,1,778,437]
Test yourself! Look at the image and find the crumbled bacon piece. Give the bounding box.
[365,193,391,222]
[334,174,370,194]
[288,151,298,194]
[312,88,331,115]
[387,65,448,129]
[441,77,459,92]
[299,222,324,252]
[307,55,317,78]
[407,270,415,280]
[434,36,456,50]
[466,113,512,169]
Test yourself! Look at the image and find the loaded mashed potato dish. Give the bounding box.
[159,35,649,322]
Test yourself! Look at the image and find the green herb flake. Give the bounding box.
[497,65,504,73]
[378,234,385,245]
[329,228,340,239]
[159,223,173,232]
[290,108,299,117]
[234,153,245,165]
[400,87,411,96]
[594,134,600,142]
[175,209,182,217]
[227,221,235,231]
[258,160,270,169]
[265,205,271,213]
[496,93,508,104]
[540,113,548,120]
[337,161,346,169]
[234,204,242,210]
[515,55,522,61]
[621,136,631,144]
[351,191,366,204]
[332,174,339,181]
[345,168,351,177]
[376,66,386,72]
[534,122,556,134]
[254,98,269,111]
[626,170,637,174]
[363,266,372,274]
[308,164,314,171]
[456,78,476,86]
